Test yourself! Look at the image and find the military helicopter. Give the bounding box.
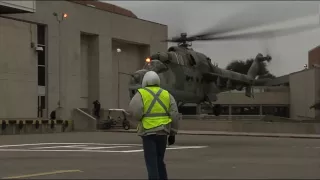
[128,23,319,116]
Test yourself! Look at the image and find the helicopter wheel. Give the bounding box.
[213,104,222,116]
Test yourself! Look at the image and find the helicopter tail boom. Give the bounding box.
[203,54,272,98]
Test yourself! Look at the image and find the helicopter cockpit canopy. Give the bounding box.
[143,59,168,74]
[150,52,170,63]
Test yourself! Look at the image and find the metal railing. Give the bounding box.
[221,86,290,94]
[182,115,263,121]
[182,114,320,123]
[75,108,96,121]
[72,108,97,131]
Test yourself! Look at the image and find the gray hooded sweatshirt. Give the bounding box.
[129,71,180,136]
[127,71,180,136]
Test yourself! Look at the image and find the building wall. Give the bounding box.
[289,68,317,119]
[314,68,320,119]
[0,17,38,118]
[0,0,167,119]
[112,39,149,110]
[78,33,100,111]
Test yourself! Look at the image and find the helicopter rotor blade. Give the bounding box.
[161,38,186,42]
[161,23,319,43]
[188,2,319,39]
[193,23,320,41]
[161,39,178,42]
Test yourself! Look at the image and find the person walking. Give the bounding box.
[128,71,179,180]
[93,100,101,119]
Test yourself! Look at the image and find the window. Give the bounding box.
[38,50,45,66]
[37,24,46,87]
[37,25,45,46]
[37,24,47,118]
[37,96,45,117]
[189,54,196,66]
[38,66,45,86]
[202,105,229,115]
[262,106,289,117]
[145,60,168,73]
[231,106,260,115]
[40,96,45,109]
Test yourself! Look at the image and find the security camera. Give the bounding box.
[36,46,44,51]
[304,64,308,69]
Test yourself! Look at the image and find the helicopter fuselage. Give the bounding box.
[128,62,207,105]
[128,45,270,115]
[129,46,230,106]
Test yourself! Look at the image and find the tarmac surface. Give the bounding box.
[0,132,320,179]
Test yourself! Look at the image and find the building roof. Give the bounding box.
[68,0,137,18]
[309,45,320,53]
[264,74,289,86]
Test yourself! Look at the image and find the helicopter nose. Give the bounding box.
[129,88,137,99]
[128,70,145,99]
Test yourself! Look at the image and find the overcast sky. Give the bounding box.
[104,1,320,76]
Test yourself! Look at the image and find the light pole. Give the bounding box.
[116,48,121,108]
[53,12,67,119]
[116,48,133,108]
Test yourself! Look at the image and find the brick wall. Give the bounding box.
[308,46,320,67]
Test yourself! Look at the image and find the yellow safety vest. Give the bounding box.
[137,86,172,130]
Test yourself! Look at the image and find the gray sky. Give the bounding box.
[105,1,320,76]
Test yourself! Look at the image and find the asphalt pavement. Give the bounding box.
[0,132,319,179]
[108,129,320,139]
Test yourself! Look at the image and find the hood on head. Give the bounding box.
[142,71,160,88]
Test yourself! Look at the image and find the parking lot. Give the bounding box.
[0,132,319,179]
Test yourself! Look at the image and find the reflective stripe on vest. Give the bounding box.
[138,87,171,129]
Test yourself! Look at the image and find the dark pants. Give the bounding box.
[142,134,168,180]
[94,109,100,119]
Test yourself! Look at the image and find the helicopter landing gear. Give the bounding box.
[212,104,222,116]
[204,96,222,116]
[177,101,185,108]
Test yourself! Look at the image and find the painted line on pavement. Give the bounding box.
[32,145,88,149]
[83,146,132,150]
[0,146,208,153]
[0,149,131,153]
[117,146,208,153]
[2,170,82,179]
[167,146,208,150]
[0,143,142,148]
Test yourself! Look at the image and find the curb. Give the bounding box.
[179,132,320,139]
[105,129,320,139]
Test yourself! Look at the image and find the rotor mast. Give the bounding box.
[178,33,192,48]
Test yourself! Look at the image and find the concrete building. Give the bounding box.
[0,0,167,120]
[182,66,320,120]
[309,45,320,68]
